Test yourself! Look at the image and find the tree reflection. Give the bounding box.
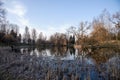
[19,47,120,79]
[69,47,75,55]
[88,48,120,64]
[37,46,46,53]
[49,47,68,57]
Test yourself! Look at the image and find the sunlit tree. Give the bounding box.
[91,19,109,42]
[2,34,14,45]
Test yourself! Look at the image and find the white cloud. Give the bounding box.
[6,1,25,16]
[7,4,26,17]
[5,0,31,34]
[5,0,72,38]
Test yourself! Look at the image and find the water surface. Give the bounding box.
[20,47,120,80]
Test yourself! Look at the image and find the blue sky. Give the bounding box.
[4,0,120,37]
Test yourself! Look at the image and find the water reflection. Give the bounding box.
[20,47,120,80]
[20,47,120,61]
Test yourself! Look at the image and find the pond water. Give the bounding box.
[20,47,119,61]
[21,47,91,60]
[19,47,120,80]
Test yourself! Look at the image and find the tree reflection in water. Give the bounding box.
[20,47,120,80]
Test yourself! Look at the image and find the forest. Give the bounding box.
[0,0,120,48]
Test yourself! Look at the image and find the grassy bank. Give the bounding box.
[74,40,120,50]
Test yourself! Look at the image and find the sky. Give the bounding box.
[4,0,120,38]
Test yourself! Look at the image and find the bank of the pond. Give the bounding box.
[75,40,120,50]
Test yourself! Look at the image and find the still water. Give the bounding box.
[20,47,120,80]
[21,47,91,60]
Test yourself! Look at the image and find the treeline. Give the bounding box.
[67,10,120,45]
[0,1,120,46]
[0,1,21,45]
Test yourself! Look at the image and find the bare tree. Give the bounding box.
[37,32,47,45]
[31,28,37,44]
[109,11,120,40]
[9,23,19,35]
[39,32,43,40]
[49,32,67,45]
[91,18,109,42]
[18,33,21,43]
[89,9,116,43]
[98,9,113,41]
[0,0,6,33]
[0,0,6,41]
[78,22,90,39]
[66,21,90,44]
[23,26,30,44]
[66,26,77,37]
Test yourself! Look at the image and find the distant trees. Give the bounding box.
[9,23,19,35]
[67,21,90,44]
[69,35,75,45]
[65,10,120,45]
[0,0,6,29]
[2,34,14,44]
[49,32,67,46]
[0,3,119,46]
[87,10,112,44]
[0,0,6,42]
[23,26,31,44]
[31,28,37,44]
[37,32,43,44]
[88,10,120,44]
[0,25,21,45]
[36,32,47,45]
[10,29,17,40]
[0,1,21,45]
[49,33,57,45]
[1,25,21,45]
[35,10,120,46]
[18,34,21,43]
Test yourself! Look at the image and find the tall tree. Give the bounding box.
[0,0,6,41]
[91,19,109,42]
[23,26,30,44]
[37,32,47,45]
[18,34,21,43]
[9,23,19,35]
[0,0,6,33]
[10,29,17,39]
[49,32,67,45]
[109,11,120,40]
[98,9,112,41]
[66,21,90,44]
[31,28,37,44]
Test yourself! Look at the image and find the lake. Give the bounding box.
[19,47,120,80]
